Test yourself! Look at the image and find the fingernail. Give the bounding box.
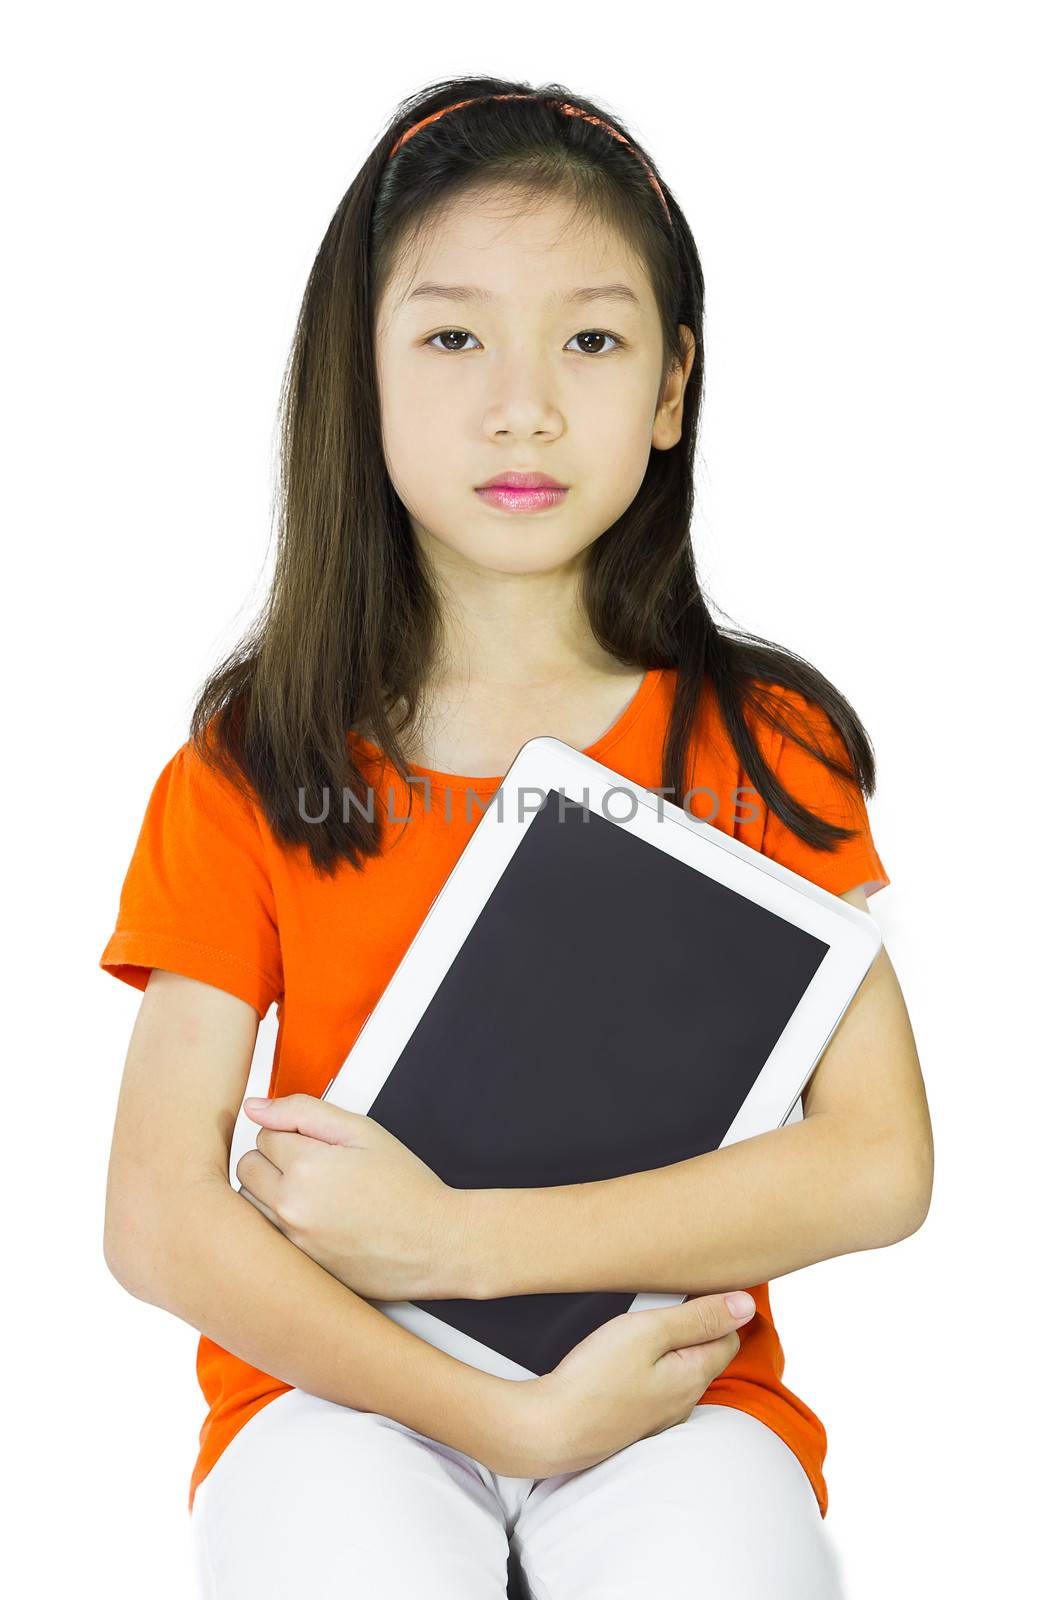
[725,1292,755,1321]
[244,1097,271,1109]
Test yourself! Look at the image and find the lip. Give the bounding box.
[474,483,569,514]
[476,470,568,489]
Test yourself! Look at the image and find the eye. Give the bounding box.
[566,329,624,356]
[426,329,481,352]
[425,327,627,355]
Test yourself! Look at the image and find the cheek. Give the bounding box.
[380,376,450,493]
[580,389,658,489]
[577,363,656,437]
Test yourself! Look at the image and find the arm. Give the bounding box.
[102,971,542,1477]
[463,888,935,1300]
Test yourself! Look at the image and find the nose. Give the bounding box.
[481,352,565,442]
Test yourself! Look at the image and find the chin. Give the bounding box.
[418,519,591,573]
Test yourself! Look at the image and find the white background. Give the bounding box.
[6,3,1044,1594]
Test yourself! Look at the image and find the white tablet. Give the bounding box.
[322,735,881,1385]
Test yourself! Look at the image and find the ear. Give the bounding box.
[652,324,697,451]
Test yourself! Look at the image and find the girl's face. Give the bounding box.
[374,187,694,579]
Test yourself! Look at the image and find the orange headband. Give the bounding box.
[387,94,673,227]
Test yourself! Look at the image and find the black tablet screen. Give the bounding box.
[368,790,830,1375]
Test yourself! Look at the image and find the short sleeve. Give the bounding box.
[99,739,284,1016]
[758,689,890,899]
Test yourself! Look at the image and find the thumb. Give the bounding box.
[656,1292,756,1354]
[242,1093,368,1147]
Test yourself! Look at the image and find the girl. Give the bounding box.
[101,76,933,1599]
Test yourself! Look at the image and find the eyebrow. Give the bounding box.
[401,281,643,310]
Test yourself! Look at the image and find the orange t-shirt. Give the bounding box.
[100,667,889,1519]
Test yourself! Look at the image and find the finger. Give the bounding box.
[255,1125,332,1170]
[237,1183,285,1232]
[243,1094,370,1147]
[664,1324,742,1380]
[660,1292,756,1352]
[235,1148,284,1216]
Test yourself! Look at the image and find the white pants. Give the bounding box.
[191,1386,848,1598]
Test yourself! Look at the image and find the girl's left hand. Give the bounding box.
[235,1094,468,1302]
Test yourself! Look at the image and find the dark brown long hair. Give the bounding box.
[190,74,880,875]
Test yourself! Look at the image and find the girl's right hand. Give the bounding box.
[521,1292,756,1478]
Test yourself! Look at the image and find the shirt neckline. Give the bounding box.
[352,666,663,793]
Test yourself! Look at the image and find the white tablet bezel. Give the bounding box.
[322,735,882,1382]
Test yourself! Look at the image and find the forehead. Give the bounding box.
[380,187,656,319]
